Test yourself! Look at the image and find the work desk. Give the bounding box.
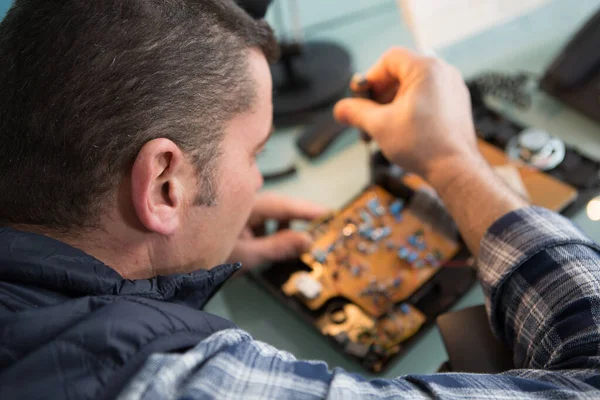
[205,0,600,378]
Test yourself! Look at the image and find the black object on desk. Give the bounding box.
[236,0,353,126]
[437,305,514,373]
[235,0,272,18]
[272,42,353,126]
[540,7,600,123]
[296,111,349,159]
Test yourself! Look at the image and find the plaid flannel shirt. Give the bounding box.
[118,207,600,399]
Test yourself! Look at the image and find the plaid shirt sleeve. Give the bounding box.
[118,207,600,400]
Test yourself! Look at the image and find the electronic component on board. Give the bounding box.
[397,246,410,260]
[312,249,327,264]
[406,252,419,264]
[358,223,372,238]
[360,210,372,224]
[390,199,404,215]
[295,274,323,300]
[371,226,391,242]
[367,198,386,217]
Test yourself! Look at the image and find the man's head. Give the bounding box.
[0,0,278,277]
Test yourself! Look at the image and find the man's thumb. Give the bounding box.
[334,98,381,135]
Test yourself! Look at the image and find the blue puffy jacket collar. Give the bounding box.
[0,227,241,309]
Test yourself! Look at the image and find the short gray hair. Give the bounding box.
[0,0,278,229]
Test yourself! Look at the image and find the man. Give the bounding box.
[0,1,598,399]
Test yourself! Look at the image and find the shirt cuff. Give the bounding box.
[477,206,600,337]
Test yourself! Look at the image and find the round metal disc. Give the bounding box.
[271,41,353,126]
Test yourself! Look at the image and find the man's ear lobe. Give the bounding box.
[130,138,186,235]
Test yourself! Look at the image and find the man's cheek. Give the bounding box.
[254,164,264,191]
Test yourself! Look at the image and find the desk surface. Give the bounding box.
[205,0,600,378]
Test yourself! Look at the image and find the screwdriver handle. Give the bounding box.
[351,74,374,143]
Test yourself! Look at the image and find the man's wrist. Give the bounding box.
[422,148,527,256]
[423,151,487,197]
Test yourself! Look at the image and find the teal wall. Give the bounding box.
[0,0,11,19]
[0,1,394,25]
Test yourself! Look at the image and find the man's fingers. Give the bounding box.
[366,47,425,92]
[255,230,312,262]
[334,98,384,136]
[249,193,329,226]
[337,48,426,132]
[238,230,313,270]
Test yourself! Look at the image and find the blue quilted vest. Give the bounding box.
[0,227,240,399]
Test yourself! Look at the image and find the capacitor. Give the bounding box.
[407,235,417,247]
[312,249,327,264]
[398,247,410,260]
[358,223,372,239]
[360,210,372,224]
[367,198,378,215]
[370,227,390,242]
[389,199,404,215]
[399,303,410,314]
[367,198,386,217]
[406,252,419,264]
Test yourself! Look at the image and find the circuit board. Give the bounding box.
[315,303,427,367]
[283,186,459,316]
[281,185,460,370]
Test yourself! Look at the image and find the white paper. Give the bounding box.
[398,0,551,51]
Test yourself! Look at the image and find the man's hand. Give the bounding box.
[334,47,481,180]
[227,192,328,271]
[334,48,527,256]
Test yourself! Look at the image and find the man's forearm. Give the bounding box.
[425,153,528,257]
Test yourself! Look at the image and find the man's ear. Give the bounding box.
[130,138,187,236]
